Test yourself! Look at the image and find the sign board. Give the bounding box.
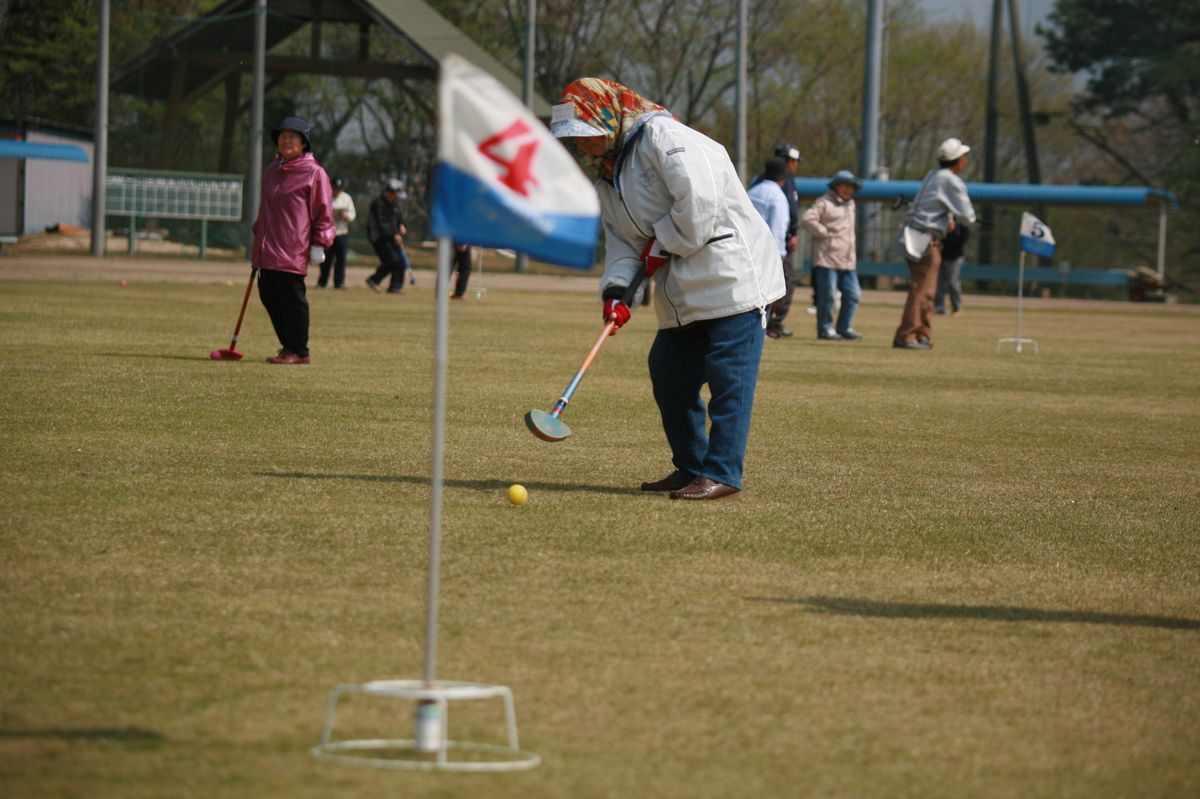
[106,169,242,220]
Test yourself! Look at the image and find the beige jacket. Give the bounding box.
[801,191,856,270]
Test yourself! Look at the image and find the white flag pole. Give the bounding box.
[997,230,1039,354]
[424,235,453,686]
[311,55,542,772]
[1015,249,1025,353]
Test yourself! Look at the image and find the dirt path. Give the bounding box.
[1,252,1196,314]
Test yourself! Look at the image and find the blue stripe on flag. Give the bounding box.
[431,162,599,269]
[1019,234,1056,258]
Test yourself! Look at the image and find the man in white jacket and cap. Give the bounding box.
[892,138,976,349]
[552,78,784,500]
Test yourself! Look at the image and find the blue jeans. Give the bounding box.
[647,310,765,489]
[813,266,861,335]
[935,255,964,312]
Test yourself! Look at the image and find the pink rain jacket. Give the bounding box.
[252,152,335,274]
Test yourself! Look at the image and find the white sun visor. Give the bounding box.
[550,102,605,138]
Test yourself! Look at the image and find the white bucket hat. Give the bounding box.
[937,137,971,161]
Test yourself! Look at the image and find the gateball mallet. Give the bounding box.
[210,268,258,361]
[525,265,646,442]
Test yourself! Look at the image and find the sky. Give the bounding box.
[919,0,1056,39]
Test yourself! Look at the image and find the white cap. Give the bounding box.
[386,178,404,192]
[937,137,971,161]
[550,102,605,139]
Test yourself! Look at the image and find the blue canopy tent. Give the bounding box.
[791,179,1180,286]
[0,140,89,163]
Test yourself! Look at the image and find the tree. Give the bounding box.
[0,0,100,126]
[1038,0,1200,289]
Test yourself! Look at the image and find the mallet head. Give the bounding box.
[524,409,572,442]
[210,348,244,361]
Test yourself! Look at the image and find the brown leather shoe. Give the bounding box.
[669,476,741,500]
[266,349,311,364]
[640,470,694,492]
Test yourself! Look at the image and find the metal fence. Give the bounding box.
[106,168,243,256]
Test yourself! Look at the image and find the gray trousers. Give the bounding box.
[935,255,964,312]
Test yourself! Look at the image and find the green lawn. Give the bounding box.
[1,278,1198,798]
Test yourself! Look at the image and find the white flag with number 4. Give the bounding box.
[431,53,600,269]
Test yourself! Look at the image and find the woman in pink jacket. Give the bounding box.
[252,116,335,364]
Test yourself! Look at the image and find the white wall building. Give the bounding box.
[0,120,95,236]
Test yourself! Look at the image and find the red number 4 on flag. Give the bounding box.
[478,120,541,197]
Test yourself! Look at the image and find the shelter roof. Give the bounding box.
[111,0,549,115]
[793,178,1179,208]
[0,140,90,162]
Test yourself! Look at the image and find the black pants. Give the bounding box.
[370,238,411,291]
[258,269,309,356]
[452,245,471,297]
[769,254,796,327]
[319,234,349,288]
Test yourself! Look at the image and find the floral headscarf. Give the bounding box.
[558,78,670,180]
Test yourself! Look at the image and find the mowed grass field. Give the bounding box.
[1,274,1198,798]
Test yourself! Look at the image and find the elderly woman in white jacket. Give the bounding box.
[552,78,784,500]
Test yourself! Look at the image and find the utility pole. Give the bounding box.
[859,0,884,259]
[90,0,110,256]
[516,0,536,273]
[246,0,266,249]
[860,0,882,184]
[735,0,748,182]
[980,0,1003,265]
[1007,0,1040,186]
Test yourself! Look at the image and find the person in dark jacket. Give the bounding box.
[770,143,801,336]
[450,244,472,299]
[365,178,411,294]
[935,223,970,315]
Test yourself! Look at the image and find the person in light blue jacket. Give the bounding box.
[552,78,784,501]
[746,157,791,338]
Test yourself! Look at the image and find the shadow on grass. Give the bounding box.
[98,352,217,362]
[748,596,1200,631]
[0,726,166,743]
[259,471,643,496]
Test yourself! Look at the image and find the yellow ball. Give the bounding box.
[506,484,528,506]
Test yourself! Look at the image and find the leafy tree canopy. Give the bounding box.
[1038,0,1200,125]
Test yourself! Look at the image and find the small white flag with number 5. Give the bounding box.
[1018,212,1055,258]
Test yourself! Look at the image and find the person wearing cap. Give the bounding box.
[319,177,356,289]
[251,115,335,364]
[365,179,412,294]
[801,170,864,340]
[891,138,976,350]
[747,157,791,339]
[551,78,784,501]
